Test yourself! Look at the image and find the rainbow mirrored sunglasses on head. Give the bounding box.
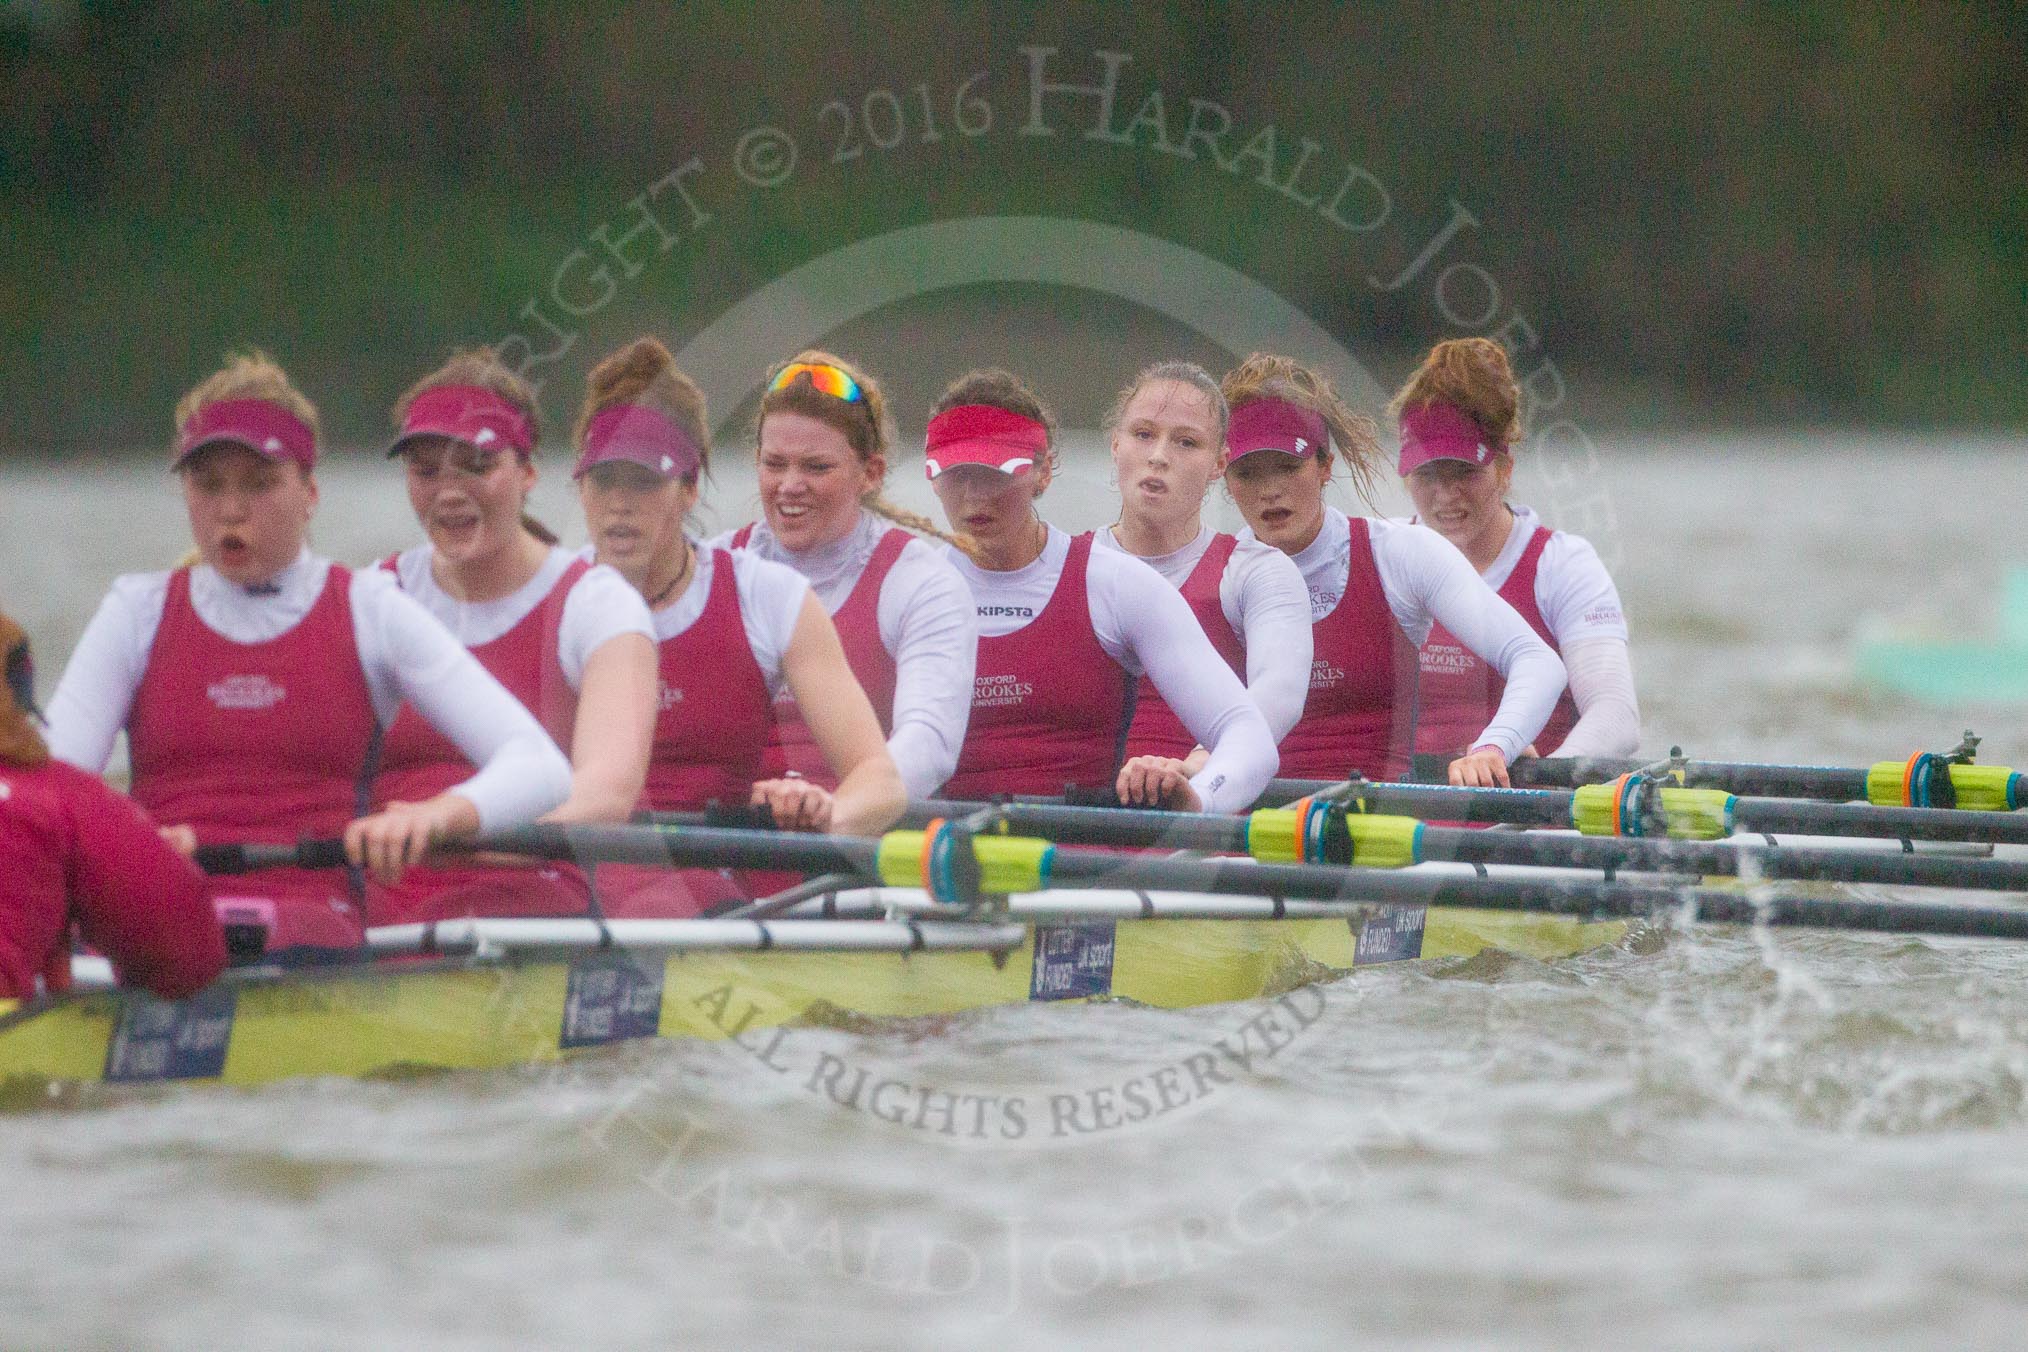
[767,361,865,404]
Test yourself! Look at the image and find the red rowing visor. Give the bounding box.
[389,384,534,458]
[924,404,1048,478]
[174,398,317,472]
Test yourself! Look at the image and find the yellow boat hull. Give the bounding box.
[0,906,1624,1093]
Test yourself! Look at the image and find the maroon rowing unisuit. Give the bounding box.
[1276,517,1420,782]
[942,533,1131,799]
[0,757,226,999]
[599,548,774,918]
[641,549,772,812]
[1122,532,1243,761]
[366,555,592,925]
[128,565,375,949]
[733,523,906,786]
[1414,526,1578,758]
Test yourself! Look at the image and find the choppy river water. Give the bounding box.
[3,433,2028,1349]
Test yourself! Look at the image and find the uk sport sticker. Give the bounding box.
[1353,906,1428,965]
[559,954,665,1048]
[104,987,238,1082]
[1029,921,1116,1000]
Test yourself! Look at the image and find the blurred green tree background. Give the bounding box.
[2,0,2021,450]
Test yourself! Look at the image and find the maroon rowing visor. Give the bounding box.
[1225,397,1328,463]
[572,403,703,480]
[174,398,317,472]
[1397,403,1500,475]
[389,384,534,458]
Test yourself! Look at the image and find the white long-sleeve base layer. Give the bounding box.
[939,525,1279,814]
[641,545,809,679]
[710,514,976,799]
[47,550,571,830]
[1244,507,1567,764]
[1470,505,1638,758]
[1090,523,1313,742]
[389,544,653,687]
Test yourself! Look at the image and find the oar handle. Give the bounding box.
[637,803,780,831]
[191,821,875,877]
[193,839,350,875]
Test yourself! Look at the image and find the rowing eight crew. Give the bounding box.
[16,337,1636,986]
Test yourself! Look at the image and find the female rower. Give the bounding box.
[925,369,1278,812]
[1096,360,1312,768]
[711,351,975,798]
[370,348,657,922]
[1394,339,1638,759]
[46,352,571,951]
[1220,353,1565,787]
[0,610,225,999]
[573,338,903,914]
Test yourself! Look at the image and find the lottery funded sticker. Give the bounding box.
[560,954,666,1048]
[1029,921,1117,1001]
[104,986,239,1082]
[1353,905,1428,965]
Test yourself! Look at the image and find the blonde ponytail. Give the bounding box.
[862,494,984,564]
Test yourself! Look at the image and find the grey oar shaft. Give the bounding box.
[1495,755,1867,800]
[474,823,881,873]
[909,798,2028,892]
[1219,864,2028,940]
[1262,779,2028,845]
[1414,827,2028,892]
[1730,797,2028,845]
[187,818,2028,945]
[1261,779,1576,824]
[907,799,1244,849]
